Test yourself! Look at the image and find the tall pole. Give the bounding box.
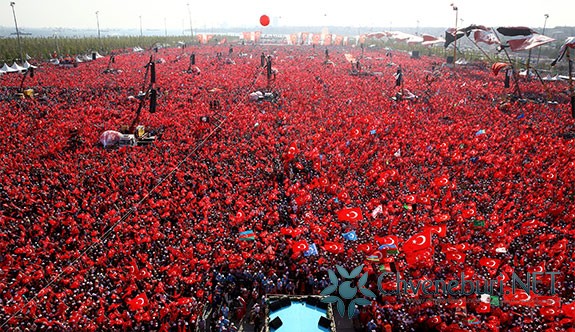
[95,11,102,50]
[10,2,24,62]
[164,17,168,37]
[536,14,549,65]
[139,15,143,37]
[451,3,458,67]
[96,11,101,40]
[54,32,60,56]
[187,3,193,43]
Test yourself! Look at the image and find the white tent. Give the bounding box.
[0,63,10,73]
[1,63,19,73]
[9,62,25,72]
[22,61,37,69]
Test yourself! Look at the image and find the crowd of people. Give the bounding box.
[1,41,574,331]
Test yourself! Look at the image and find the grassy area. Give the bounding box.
[0,35,236,63]
[0,34,569,73]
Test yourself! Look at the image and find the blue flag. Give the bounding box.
[343,230,358,241]
[370,129,376,135]
[304,243,318,256]
[475,129,486,136]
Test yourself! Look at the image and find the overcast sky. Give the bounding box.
[0,0,572,32]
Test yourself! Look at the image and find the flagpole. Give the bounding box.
[465,35,492,62]
[536,14,549,65]
[526,49,532,81]
[451,4,458,68]
[492,28,522,99]
[10,2,24,63]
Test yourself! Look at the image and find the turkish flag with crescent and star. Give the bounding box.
[127,293,149,311]
[337,208,363,223]
[402,232,432,252]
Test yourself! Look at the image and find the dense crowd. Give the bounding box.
[1,42,574,331]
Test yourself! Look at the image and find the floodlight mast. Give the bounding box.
[187,3,194,43]
[536,14,549,65]
[451,3,458,67]
[10,2,24,63]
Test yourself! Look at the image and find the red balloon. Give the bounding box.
[260,15,270,26]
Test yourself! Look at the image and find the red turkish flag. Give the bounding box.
[280,228,294,236]
[433,176,449,187]
[539,306,559,320]
[337,208,363,222]
[424,224,447,237]
[323,241,345,254]
[374,235,400,247]
[445,252,466,263]
[433,214,450,223]
[358,243,375,254]
[138,268,152,280]
[479,257,501,269]
[476,302,490,313]
[447,298,466,310]
[536,295,561,308]
[404,248,433,266]
[292,240,309,253]
[128,293,149,311]
[562,302,575,318]
[505,288,535,307]
[427,315,442,327]
[403,232,432,252]
[461,208,476,219]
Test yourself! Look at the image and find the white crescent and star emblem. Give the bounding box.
[544,299,556,306]
[518,292,531,301]
[348,211,359,219]
[135,298,144,306]
[413,235,427,246]
[534,266,543,273]
[384,238,395,245]
[486,260,496,268]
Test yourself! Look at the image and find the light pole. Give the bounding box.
[416,20,420,35]
[10,2,24,62]
[54,31,60,56]
[95,11,102,50]
[451,3,458,66]
[536,14,549,65]
[187,3,194,42]
[139,15,143,37]
[164,17,168,37]
[95,11,101,40]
